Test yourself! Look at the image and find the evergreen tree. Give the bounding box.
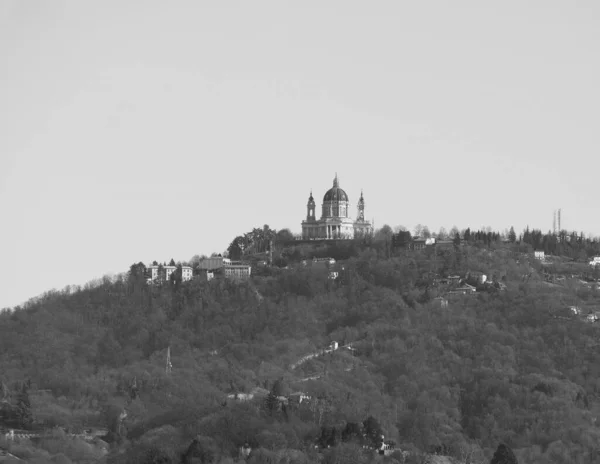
[490,444,518,464]
[464,228,471,242]
[15,384,32,429]
[453,232,461,246]
[362,416,383,448]
[508,227,516,243]
[264,391,279,416]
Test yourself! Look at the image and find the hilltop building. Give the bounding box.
[147,264,193,282]
[197,256,251,279]
[301,174,372,239]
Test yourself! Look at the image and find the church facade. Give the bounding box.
[301,174,372,240]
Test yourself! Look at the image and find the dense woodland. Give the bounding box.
[2,225,600,464]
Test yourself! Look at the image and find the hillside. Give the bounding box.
[2,238,600,464]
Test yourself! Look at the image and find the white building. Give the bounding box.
[182,266,193,281]
[534,251,545,260]
[147,264,193,282]
[223,264,252,279]
[589,256,600,267]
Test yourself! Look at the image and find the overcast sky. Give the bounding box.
[1,1,599,309]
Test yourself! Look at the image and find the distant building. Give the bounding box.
[447,275,461,286]
[590,256,600,267]
[182,266,193,281]
[449,283,477,295]
[411,238,427,250]
[534,251,545,260]
[568,306,582,315]
[466,271,487,285]
[301,174,372,239]
[223,264,252,279]
[198,256,231,270]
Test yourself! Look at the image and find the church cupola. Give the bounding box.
[322,173,349,218]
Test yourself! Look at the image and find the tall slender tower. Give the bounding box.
[553,210,557,236]
[558,208,562,232]
[357,190,365,222]
[306,190,316,221]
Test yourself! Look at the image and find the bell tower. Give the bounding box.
[306,190,316,221]
[357,190,365,222]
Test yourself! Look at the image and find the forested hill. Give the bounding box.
[2,239,600,464]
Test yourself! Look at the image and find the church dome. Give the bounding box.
[323,174,349,203]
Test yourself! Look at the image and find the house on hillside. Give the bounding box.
[447,275,461,286]
[288,392,312,404]
[147,264,193,283]
[590,257,600,267]
[197,256,231,270]
[466,270,487,285]
[449,283,476,295]
[534,250,545,260]
[223,263,252,279]
[410,238,427,250]
[568,306,582,315]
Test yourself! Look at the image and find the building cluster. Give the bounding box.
[145,257,252,284]
[197,256,252,279]
[431,270,507,304]
[146,264,193,283]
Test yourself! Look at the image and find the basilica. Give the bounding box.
[301,174,372,239]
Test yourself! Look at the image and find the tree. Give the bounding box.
[227,236,246,261]
[142,447,173,464]
[168,258,176,266]
[508,227,516,243]
[374,225,393,242]
[341,422,363,443]
[170,264,183,287]
[270,378,286,397]
[182,436,219,464]
[437,227,448,240]
[264,391,279,416]
[453,232,461,246]
[14,384,32,429]
[362,416,383,448]
[490,443,518,464]
[275,229,294,244]
[464,227,471,242]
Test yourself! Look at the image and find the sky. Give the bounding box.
[1,1,599,309]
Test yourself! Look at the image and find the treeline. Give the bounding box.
[2,234,600,462]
